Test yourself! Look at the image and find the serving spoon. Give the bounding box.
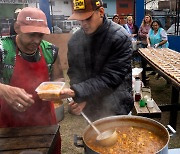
[81,111,118,147]
[67,97,118,146]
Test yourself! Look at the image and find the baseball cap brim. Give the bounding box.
[68,11,94,21]
[20,26,50,34]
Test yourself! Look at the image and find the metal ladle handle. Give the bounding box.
[81,111,101,135]
[67,98,101,135]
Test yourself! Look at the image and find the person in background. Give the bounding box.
[60,0,133,121]
[123,16,138,41]
[147,19,169,48]
[138,14,153,48]
[10,8,22,36]
[112,14,121,24]
[147,19,169,79]
[0,7,63,153]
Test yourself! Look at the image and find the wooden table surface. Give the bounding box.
[138,48,180,88]
[134,101,162,118]
[138,48,180,130]
[0,124,60,154]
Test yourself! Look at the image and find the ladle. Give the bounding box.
[81,111,118,147]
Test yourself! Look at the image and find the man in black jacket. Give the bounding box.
[60,0,133,121]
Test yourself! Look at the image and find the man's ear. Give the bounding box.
[14,22,21,34]
[99,7,105,18]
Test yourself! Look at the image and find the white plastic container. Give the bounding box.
[132,68,143,79]
[134,77,142,93]
[35,82,65,100]
[147,98,154,108]
[142,87,151,99]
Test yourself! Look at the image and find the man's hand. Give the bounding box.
[68,101,86,115]
[60,88,75,99]
[0,84,34,112]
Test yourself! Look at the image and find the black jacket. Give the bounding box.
[67,17,133,121]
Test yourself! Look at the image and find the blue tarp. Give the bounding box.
[39,0,52,33]
[168,35,180,52]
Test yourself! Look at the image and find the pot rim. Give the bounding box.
[83,115,170,153]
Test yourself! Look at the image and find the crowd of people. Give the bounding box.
[0,0,171,153]
[111,13,169,49]
[111,12,169,80]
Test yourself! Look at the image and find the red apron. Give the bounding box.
[0,47,61,153]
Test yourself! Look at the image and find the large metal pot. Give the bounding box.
[75,115,171,154]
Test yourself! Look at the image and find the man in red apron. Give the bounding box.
[0,7,62,153]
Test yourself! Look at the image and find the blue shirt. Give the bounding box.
[148,27,169,48]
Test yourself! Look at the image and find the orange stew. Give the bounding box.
[37,84,61,100]
[38,84,60,91]
[86,126,167,154]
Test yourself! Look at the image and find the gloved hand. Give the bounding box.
[154,43,159,48]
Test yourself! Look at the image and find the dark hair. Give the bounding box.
[151,19,163,29]
[112,14,119,20]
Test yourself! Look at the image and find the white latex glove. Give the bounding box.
[154,43,159,48]
[147,44,151,48]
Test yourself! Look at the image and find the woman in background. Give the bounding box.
[123,16,138,41]
[138,14,153,48]
[147,19,169,79]
[147,19,169,48]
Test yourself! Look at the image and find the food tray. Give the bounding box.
[35,82,65,100]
